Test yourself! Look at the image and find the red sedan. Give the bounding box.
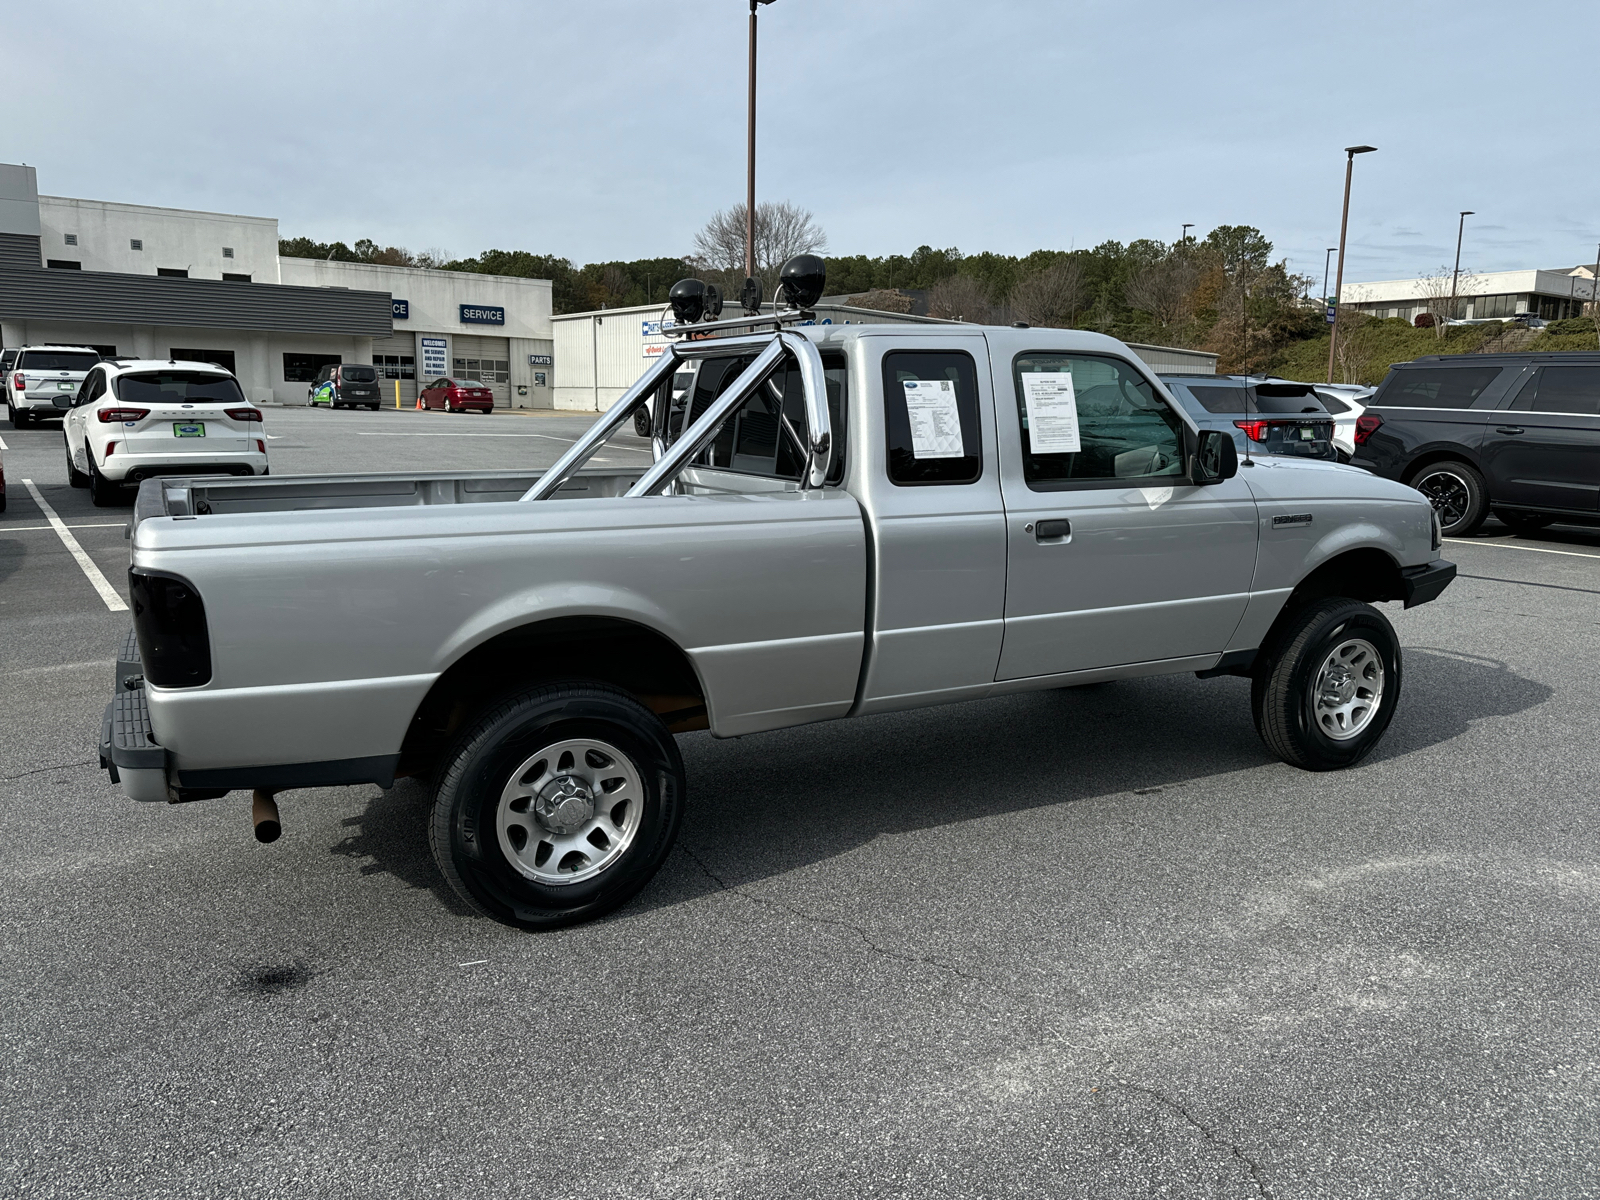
[420,377,494,414]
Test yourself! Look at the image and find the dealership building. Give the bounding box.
[0,163,554,408]
[1339,266,1597,323]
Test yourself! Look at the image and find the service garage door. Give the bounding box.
[371,330,417,407]
[452,334,511,408]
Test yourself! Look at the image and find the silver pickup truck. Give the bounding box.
[102,278,1454,929]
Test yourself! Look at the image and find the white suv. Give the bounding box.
[63,359,268,506]
[8,345,102,428]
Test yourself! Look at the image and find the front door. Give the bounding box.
[990,342,1258,680]
[1484,363,1600,512]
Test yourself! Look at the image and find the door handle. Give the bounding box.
[1496,426,1525,435]
[1029,518,1072,542]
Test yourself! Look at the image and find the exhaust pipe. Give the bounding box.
[251,789,281,843]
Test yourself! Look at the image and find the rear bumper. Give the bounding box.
[102,453,267,484]
[1401,559,1456,608]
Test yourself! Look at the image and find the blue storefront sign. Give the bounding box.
[460,304,505,326]
[392,299,409,319]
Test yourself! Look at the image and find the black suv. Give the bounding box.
[1350,352,1600,536]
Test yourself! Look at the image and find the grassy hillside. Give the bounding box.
[1269,320,1501,385]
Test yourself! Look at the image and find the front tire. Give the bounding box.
[1410,459,1489,537]
[1251,597,1401,771]
[429,682,685,930]
[65,435,88,488]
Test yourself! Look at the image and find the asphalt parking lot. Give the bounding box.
[3,404,1598,1199]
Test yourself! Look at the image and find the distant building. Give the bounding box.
[1340,266,1597,323]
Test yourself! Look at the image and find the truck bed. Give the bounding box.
[131,467,647,532]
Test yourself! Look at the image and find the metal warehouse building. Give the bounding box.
[553,300,1217,411]
[0,163,554,408]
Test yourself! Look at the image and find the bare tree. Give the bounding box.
[1415,266,1469,339]
[414,247,451,270]
[1333,310,1378,384]
[927,275,994,323]
[691,201,827,296]
[1124,253,1201,329]
[1009,261,1085,328]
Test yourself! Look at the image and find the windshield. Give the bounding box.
[114,371,247,406]
[20,351,99,372]
[454,380,487,389]
[342,366,377,383]
[1188,385,1326,415]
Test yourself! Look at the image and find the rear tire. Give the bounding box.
[429,682,685,930]
[64,435,88,488]
[10,404,29,429]
[1410,459,1488,537]
[1251,597,1401,771]
[89,458,120,507]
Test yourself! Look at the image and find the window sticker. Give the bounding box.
[1020,372,1081,454]
[902,379,964,458]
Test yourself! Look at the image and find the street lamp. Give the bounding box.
[1327,145,1377,383]
[1181,223,1193,245]
[1322,246,1338,315]
[743,0,779,314]
[1450,211,1474,322]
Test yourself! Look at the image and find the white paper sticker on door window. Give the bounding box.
[902,379,964,459]
[1020,372,1080,454]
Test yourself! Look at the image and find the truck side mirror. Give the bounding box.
[1192,428,1238,484]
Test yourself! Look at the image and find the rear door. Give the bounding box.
[992,340,1258,679]
[1372,362,1509,476]
[1486,363,1600,512]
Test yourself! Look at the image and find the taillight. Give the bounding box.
[1234,419,1271,443]
[98,407,150,423]
[1353,413,1383,445]
[255,439,266,453]
[11,372,23,390]
[128,570,212,686]
[225,407,262,422]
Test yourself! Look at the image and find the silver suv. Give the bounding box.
[7,345,102,428]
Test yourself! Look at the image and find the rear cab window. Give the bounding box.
[114,371,247,406]
[677,347,849,487]
[1013,352,1184,487]
[340,366,377,383]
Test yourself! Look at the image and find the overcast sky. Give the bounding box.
[12,0,1600,286]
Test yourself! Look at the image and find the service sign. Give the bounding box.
[392,299,409,319]
[420,336,447,378]
[460,304,505,326]
[641,320,661,337]
[528,354,553,366]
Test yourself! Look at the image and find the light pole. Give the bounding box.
[1181,223,1193,246]
[1450,211,1474,321]
[743,0,778,313]
[1322,247,1338,311]
[1327,145,1377,383]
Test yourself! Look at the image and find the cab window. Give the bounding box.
[882,350,982,485]
[1012,352,1184,488]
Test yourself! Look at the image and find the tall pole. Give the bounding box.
[1450,210,1473,321]
[746,0,759,283]
[1327,145,1376,384]
[1322,247,1337,308]
[1181,223,1193,246]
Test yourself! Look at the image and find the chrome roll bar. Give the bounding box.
[519,328,832,501]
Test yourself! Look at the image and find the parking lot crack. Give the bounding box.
[678,843,983,982]
[1119,1082,1274,1197]
[2,759,95,783]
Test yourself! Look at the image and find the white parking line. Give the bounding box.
[1445,538,1600,561]
[353,430,655,452]
[19,480,129,612]
[0,433,8,450]
[2,522,126,532]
